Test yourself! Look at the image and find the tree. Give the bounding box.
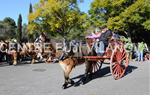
[22,23,28,40]
[0,17,17,40]
[28,0,87,40]
[89,0,150,42]
[28,3,35,41]
[17,14,22,42]
[29,3,33,13]
[3,17,16,28]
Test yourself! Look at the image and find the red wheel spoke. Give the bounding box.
[121,54,126,61]
[112,64,118,70]
[97,63,100,68]
[113,65,119,74]
[96,63,99,69]
[118,66,123,76]
[120,69,124,76]
[93,63,96,72]
[92,63,95,72]
[119,55,127,64]
[121,51,126,59]
[117,65,121,75]
[114,70,119,79]
[112,62,118,65]
[95,63,98,71]
[116,52,121,62]
[94,64,97,72]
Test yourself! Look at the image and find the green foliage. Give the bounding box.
[89,0,150,34]
[29,3,33,13]
[0,17,17,40]
[28,0,87,40]
[27,0,150,42]
[22,23,28,39]
[3,17,16,28]
[143,19,150,30]
[17,14,22,42]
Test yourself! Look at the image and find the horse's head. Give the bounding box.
[0,41,8,52]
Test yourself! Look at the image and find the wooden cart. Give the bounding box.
[83,38,129,80]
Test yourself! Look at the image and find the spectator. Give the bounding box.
[124,38,133,60]
[132,43,138,60]
[137,42,145,62]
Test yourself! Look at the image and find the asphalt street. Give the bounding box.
[0,60,149,95]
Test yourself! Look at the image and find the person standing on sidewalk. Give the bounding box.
[137,42,145,62]
[124,38,133,61]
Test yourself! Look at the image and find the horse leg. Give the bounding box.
[13,51,17,65]
[31,52,36,64]
[37,52,43,61]
[62,71,69,89]
[82,61,93,84]
[59,61,68,89]
[62,64,74,89]
[66,65,75,85]
[85,61,93,76]
[45,53,52,63]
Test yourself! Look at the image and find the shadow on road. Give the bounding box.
[125,65,138,76]
[70,64,137,88]
[71,66,111,87]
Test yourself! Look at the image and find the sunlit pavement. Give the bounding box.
[0,60,149,95]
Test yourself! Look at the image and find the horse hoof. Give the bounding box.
[89,74,93,80]
[81,78,86,85]
[81,77,88,85]
[71,80,75,85]
[81,80,85,85]
[13,64,17,66]
[62,86,67,89]
[62,84,67,89]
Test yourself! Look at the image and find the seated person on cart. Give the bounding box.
[94,26,113,56]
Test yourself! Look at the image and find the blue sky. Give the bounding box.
[0,0,93,24]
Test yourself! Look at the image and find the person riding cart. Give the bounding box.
[94,26,113,56]
[59,39,76,61]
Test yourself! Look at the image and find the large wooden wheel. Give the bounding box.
[110,46,129,80]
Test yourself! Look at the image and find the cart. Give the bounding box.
[83,38,129,80]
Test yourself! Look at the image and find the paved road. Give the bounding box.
[0,61,149,95]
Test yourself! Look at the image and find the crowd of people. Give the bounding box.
[124,39,150,62]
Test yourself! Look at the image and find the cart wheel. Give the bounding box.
[91,61,102,73]
[110,46,129,80]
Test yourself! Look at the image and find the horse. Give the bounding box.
[0,41,14,65]
[11,38,57,65]
[58,40,97,89]
[0,41,7,62]
[34,34,58,63]
[10,42,37,65]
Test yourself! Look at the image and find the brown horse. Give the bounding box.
[59,57,77,88]
[59,57,87,89]
[0,41,8,62]
[58,41,93,89]
[11,40,57,65]
[11,43,37,65]
[34,33,58,63]
[0,41,15,65]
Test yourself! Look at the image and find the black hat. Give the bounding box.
[100,25,107,30]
